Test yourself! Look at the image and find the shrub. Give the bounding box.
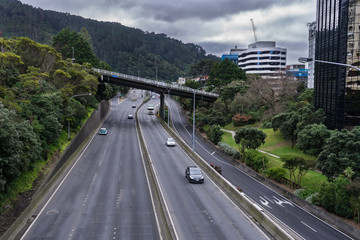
[294,188,312,200]
[245,149,268,172]
[306,192,321,205]
[268,167,286,181]
[218,142,240,159]
[232,113,253,127]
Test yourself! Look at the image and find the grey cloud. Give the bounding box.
[27,0,305,22]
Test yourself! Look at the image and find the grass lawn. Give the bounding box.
[220,127,327,193]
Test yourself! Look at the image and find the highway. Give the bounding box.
[138,97,268,240]
[20,92,160,240]
[166,97,353,240]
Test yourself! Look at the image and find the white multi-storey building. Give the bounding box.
[238,41,287,76]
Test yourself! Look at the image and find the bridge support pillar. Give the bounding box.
[160,92,165,119]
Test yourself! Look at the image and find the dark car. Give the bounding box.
[185,166,204,183]
[132,105,136,108]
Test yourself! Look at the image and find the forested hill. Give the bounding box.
[0,0,218,81]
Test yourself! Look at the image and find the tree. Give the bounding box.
[278,111,299,148]
[207,58,246,88]
[220,80,248,101]
[296,105,325,132]
[297,88,314,103]
[52,28,99,67]
[333,175,353,218]
[297,124,331,156]
[317,127,360,179]
[189,59,215,77]
[281,154,301,183]
[234,127,266,161]
[209,125,223,145]
[346,180,360,223]
[271,105,326,148]
[280,154,315,185]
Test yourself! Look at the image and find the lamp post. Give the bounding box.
[166,88,171,127]
[68,93,92,139]
[298,57,360,71]
[192,86,205,151]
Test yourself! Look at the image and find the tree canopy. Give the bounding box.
[317,127,360,179]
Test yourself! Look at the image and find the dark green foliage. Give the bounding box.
[317,126,360,179]
[189,60,216,77]
[52,28,99,67]
[333,176,353,218]
[209,125,223,145]
[0,103,42,191]
[297,124,331,156]
[346,180,360,222]
[0,37,105,193]
[268,167,286,181]
[207,58,246,88]
[245,149,268,172]
[319,182,336,212]
[317,176,353,218]
[220,80,248,101]
[184,80,201,89]
[234,127,266,161]
[297,88,314,103]
[271,105,325,148]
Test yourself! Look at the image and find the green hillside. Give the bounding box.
[0,0,218,81]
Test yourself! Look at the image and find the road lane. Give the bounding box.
[166,97,353,240]
[138,98,269,240]
[21,92,160,240]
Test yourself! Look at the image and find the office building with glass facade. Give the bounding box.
[315,0,360,129]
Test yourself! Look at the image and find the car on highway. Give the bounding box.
[99,127,108,135]
[166,137,176,147]
[185,166,204,183]
[132,104,136,108]
[128,114,133,119]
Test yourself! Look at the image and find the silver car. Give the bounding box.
[166,137,176,147]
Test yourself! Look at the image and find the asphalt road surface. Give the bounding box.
[138,97,269,240]
[20,91,160,240]
[166,97,353,240]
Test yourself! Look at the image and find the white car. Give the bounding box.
[128,114,133,119]
[166,137,176,147]
[99,128,108,135]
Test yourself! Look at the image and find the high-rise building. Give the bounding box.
[315,0,360,129]
[307,21,316,89]
[237,41,287,77]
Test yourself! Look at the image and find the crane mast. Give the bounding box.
[250,19,258,42]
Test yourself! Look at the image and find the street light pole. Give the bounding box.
[167,88,171,127]
[192,86,203,151]
[298,57,360,71]
[68,93,92,139]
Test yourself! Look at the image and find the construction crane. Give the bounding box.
[250,19,258,42]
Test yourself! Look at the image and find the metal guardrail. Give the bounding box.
[92,68,219,98]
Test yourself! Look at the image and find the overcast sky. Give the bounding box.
[20,0,316,65]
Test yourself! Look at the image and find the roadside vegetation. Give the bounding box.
[178,59,360,224]
[0,29,126,221]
